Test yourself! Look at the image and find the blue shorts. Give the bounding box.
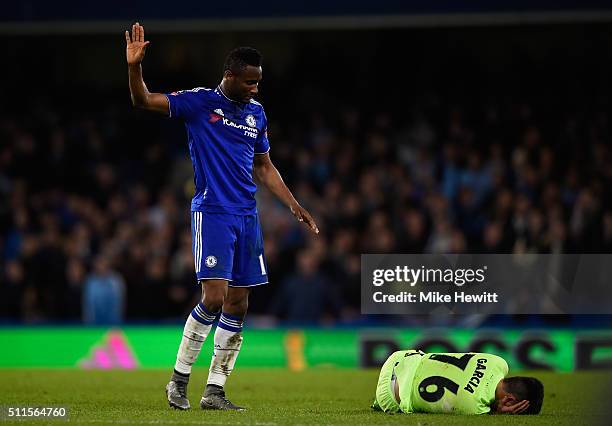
[191,211,268,287]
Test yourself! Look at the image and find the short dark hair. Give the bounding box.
[223,47,263,75]
[503,376,544,415]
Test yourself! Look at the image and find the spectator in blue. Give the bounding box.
[270,250,342,323]
[83,254,125,325]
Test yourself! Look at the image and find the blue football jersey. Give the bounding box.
[166,86,270,215]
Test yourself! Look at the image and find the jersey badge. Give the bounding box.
[205,256,218,268]
[245,114,256,127]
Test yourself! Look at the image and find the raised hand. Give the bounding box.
[125,22,150,65]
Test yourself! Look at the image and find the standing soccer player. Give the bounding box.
[125,23,319,411]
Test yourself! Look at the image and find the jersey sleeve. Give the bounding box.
[497,357,509,376]
[165,88,208,121]
[254,109,270,154]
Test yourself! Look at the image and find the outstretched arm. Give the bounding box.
[125,22,169,114]
[254,153,319,234]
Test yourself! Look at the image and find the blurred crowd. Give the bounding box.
[1,92,611,324]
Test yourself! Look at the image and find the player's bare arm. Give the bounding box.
[254,153,319,234]
[495,398,530,415]
[125,23,169,114]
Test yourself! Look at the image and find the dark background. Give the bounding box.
[1,4,612,326]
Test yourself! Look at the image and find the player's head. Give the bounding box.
[495,376,544,415]
[222,47,263,103]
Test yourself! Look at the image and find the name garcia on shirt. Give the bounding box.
[463,358,487,394]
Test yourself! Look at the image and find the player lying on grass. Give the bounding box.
[372,350,543,415]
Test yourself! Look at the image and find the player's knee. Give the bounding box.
[203,298,223,313]
[202,292,224,312]
[223,297,248,317]
[200,280,227,312]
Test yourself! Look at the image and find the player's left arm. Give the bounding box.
[253,153,319,234]
[494,397,530,415]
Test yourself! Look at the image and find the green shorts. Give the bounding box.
[372,350,423,414]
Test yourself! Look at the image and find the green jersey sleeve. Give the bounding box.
[409,353,508,415]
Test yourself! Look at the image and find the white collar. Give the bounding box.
[217,85,242,104]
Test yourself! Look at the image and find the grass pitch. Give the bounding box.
[0,369,609,425]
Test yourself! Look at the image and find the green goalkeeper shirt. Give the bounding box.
[401,352,508,415]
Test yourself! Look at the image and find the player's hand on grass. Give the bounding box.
[498,397,529,415]
[290,203,319,234]
[125,22,150,65]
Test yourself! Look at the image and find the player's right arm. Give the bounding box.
[125,22,169,115]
